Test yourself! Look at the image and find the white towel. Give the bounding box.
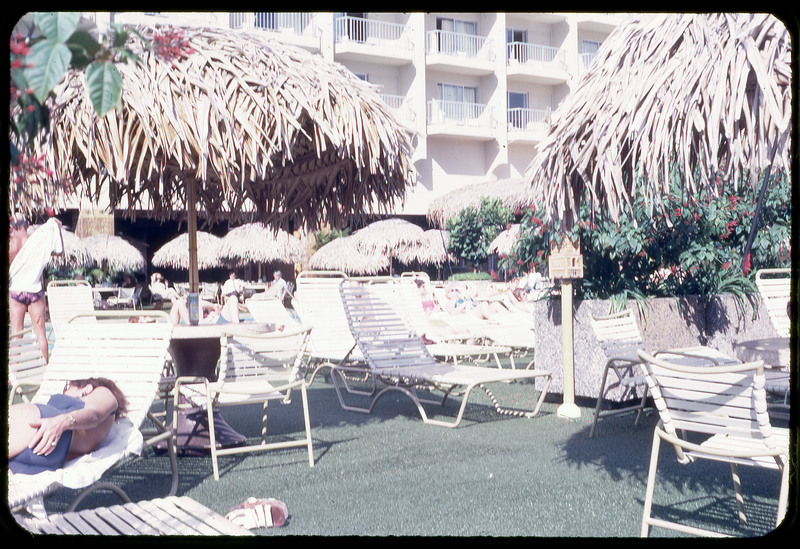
[9,218,63,293]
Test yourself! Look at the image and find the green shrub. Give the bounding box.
[448,271,494,281]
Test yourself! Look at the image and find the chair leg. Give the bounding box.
[300,383,315,467]
[590,364,612,437]
[730,463,747,523]
[207,391,221,481]
[261,402,269,445]
[640,428,662,537]
[777,459,789,526]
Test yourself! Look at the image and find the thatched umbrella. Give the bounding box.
[152,231,223,270]
[426,178,533,228]
[218,223,307,266]
[39,24,414,301]
[350,219,425,256]
[396,229,454,266]
[488,224,521,256]
[82,234,146,272]
[29,224,90,269]
[524,13,791,228]
[308,235,390,275]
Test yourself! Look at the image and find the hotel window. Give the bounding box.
[436,17,477,55]
[438,83,478,121]
[506,28,528,62]
[507,91,529,128]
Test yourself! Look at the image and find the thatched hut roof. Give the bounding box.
[350,218,425,256]
[426,178,533,228]
[488,224,521,256]
[218,223,307,266]
[152,231,223,270]
[396,229,454,266]
[81,234,146,272]
[36,24,415,230]
[308,236,390,275]
[524,13,791,226]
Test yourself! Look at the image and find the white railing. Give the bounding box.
[334,15,407,46]
[380,94,415,122]
[507,107,548,130]
[507,42,568,71]
[426,30,490,61]
[427,100,492,129]
[580,52,597,71]
[230,12,313,35]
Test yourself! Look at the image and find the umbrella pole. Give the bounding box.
[187,179,200,325]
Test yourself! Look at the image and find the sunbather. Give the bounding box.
[170,295,240,325]
[8,377,128,475]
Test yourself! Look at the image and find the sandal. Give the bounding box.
[226,497,288,529]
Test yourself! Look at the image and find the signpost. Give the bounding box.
[549,235,583,419]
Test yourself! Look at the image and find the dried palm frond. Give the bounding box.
[524,13,791,226]
[152,231,223,270]
[82,234,146,271]
[396,229,454,266]
[426,178,533,228]
[35,25,414,230]
[218,223,307,265]
[488,223,521,255]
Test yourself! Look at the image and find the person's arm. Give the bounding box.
[28,386,118,456]
[46,217,65,257]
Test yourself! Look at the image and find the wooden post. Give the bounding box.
[187,179,200,325]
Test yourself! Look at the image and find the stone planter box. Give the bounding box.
[530,294,780,402]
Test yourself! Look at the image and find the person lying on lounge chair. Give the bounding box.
[8,378,128,475]
[169,295,240,325]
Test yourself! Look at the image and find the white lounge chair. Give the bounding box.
[754,268,790,338]
[45,279,96,341]
[13,495,254,535]
[245,297,301,331]
[8,311,178,518]
[335,280,552,428]
[8,326,47,405]
[173,324,315,480]
[637,350,789,537]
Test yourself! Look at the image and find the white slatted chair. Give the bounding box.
[292,271,367,384]
[107,286,139,309]
[8,326,47,405]
[588,309,651,437]
[45,279,96,341]
[335,280,552,428]
[8,311,178,518]
[173,324,314,480]
[13,495,254,536]
[245,297,302,330]
[637,350,789,537]
[755,268,790,338]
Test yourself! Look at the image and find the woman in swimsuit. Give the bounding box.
[8,378,127,475]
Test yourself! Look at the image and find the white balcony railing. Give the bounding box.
[380,94,415,123]
[507,42,568,71]
[580,52,597,71]
[334,15,407,47]
[426,30,491,61]
[230,12,313,35]
[427,100,492,129]
[507,107,549,130]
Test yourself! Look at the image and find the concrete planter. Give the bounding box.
[531,294,778,402]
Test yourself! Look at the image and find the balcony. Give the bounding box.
[379,94,416,125]
[506,42,570,85]
[507,107,550,143]
[230,12,318,51]
[579,52,597,73]
[426,100,495,140]
[334,15,413,65]
[425,30,494,76]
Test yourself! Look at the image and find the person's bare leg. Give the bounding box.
[27,298,49,362]
[9,297,27,335]
[8,403,41,459]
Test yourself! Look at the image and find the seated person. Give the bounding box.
[169,295,240,325]
[221,270,244,302]
[150,272,180,306]
[256,270,289,301]
[8,378,128,475]
[414,278,436,315]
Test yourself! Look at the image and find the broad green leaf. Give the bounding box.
[66,30,102,69]
[23,39,71,103]
[86,61,122,117]
[32,12,80,43]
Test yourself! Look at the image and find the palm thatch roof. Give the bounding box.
[37,24,415,230]
[308,235,390,275]
[395,229,454,266]
[29,224,90,269]
[218,223,307,265]
[349,218,425,256]
[488,223,521,256]
[81,234,146,271]
[426,178,533,228]
[524,13,792,226]
[152,231,223,270]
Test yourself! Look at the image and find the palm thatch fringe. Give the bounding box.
[218,223,307,265]
[349,218,425,256]
[396,229,454,266]
[308,235,390,275]
[152,231,223,270]
[426,178,534,229]
[81,234,146,271]
[524,13,791,226]
[36,25,415,230]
